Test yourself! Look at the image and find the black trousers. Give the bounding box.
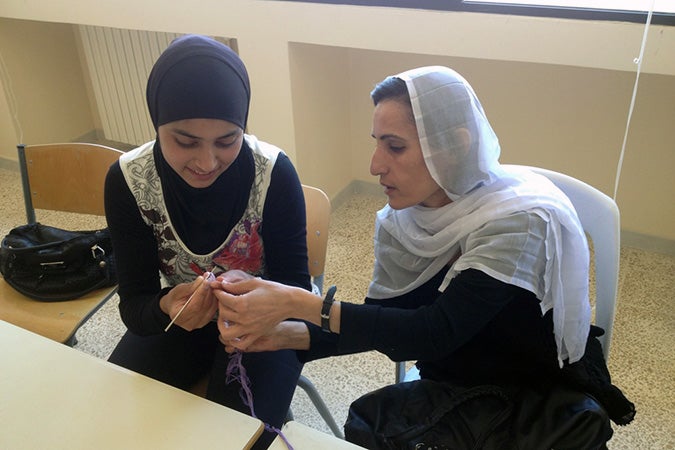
[108,322,302,449]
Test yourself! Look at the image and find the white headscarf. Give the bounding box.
[367,66,591,365]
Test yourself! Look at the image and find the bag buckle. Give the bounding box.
[91,244,106,259]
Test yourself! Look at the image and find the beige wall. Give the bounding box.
[289,43,352,197]
[0,0,673,245]
[0,19,95,156]
[287,44,675,243]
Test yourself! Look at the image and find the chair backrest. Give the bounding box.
[505,165,620,360]
[302,184,331,295]
[18,143,125,223]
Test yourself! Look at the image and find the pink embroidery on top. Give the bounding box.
[213,220,263,274]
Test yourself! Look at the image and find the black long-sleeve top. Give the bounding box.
[299,211,559,383]
[303,268,560,385]
[104,140,311,335]
[300,208,632,423]
[323,267,634,425]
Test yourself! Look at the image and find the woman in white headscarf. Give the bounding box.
[213,66,634,448]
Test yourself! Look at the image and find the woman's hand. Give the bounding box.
[219,320,311,353]
[160,274,218,331]
[215,269,253,284]
[213,278,310,348]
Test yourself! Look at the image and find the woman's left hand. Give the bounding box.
[219,320,311,353]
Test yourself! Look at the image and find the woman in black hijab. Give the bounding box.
[104,35,310,449]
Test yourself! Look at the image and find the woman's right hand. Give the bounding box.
[213,277,319,349]
[160,275,218,331]
[216,269,253,283]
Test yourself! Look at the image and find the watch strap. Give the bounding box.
[321,285,337,333]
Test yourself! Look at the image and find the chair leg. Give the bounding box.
[395,361,406,384]
[297,374,344,439]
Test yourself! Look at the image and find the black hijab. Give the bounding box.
[146,34,254,253]
[146,34,250,130]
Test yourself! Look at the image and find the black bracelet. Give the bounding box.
[321,285,337,333]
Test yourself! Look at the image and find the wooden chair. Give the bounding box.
[302,184,331,296]
[294,185,344,438]
[0,143,124,345]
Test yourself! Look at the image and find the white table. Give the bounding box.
[269,421,365,449]
[0,320,264,449]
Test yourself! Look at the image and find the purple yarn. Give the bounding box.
[226,350,294,449]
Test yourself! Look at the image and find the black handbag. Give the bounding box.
[345,380,516,450]
[344,378,615,450]
[0,223,117,301]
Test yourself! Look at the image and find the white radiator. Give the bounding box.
[77,26,181,145]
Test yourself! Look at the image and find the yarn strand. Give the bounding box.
[226,349,294,449]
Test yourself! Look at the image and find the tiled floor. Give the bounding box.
[1,167,673,449]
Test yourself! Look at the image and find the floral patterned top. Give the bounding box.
[119,135,278,286]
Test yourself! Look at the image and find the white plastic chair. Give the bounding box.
[396,165,620,383]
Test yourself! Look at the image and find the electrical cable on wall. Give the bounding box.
[614,0,655,201]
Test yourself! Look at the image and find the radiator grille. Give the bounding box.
[78,26,180,145]
[78,27,236,146]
